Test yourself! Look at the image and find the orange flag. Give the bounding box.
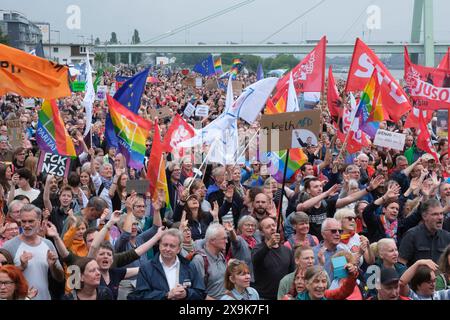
[0,44,71,99]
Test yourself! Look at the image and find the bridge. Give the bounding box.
[92,0,446,66]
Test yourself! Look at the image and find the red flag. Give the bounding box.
[273,36,326,103]
[162,114,195,157]
[417,112,439,162]
[327,66,341,117]
[438,48,450,70]
[337,102,370,154]
[346,38,411,122]
[404,47,450,110]
[404,107,433,129]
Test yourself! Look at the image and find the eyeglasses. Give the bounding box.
[344,216,356,221]
[326,229,344,234]
[0,280,14,287]
[0,260,8,265]
[134,205,145,209]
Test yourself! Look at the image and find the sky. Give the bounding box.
[2,0,450,45]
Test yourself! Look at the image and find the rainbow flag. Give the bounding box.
[356,69,386,139]
[36,100,76,157]
[264,92,307,183]
[230,58,244,79]
[214,57,223,74]
[147,121,172,213]
[106,95,153,169]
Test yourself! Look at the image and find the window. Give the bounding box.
[53,47,59,53]
[80,46,86,53]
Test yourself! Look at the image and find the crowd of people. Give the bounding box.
[1,62,450,301]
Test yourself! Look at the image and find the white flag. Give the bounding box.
[208,119,239,165]
[82,51,95,137]
[227,77,278,124]
[224,75,234,114]
[286,72,299,112]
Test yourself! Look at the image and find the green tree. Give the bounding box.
[269,54,298,70]
[94,37,100,45]
[94,53,106,66]
[109,32,118,44]
[0,30,8,45]
[131,29,140,44]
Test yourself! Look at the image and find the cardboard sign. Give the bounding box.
[23,98,36,109]
[37,152,71,178]
[374,130,406,151]
[195,105,210,118]
[6,120,23,149]
[260,110,321,151]
[183,77,196,88]
[96,85,108,101]
[205,79,218,90]
[184,103,196,118]
[232,81,243,95]
[195,77,203,88]
[126,180,150,195]
[109,84,117,97]
[71,81,86,92]
[437,110,448,138]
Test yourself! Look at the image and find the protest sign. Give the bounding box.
[260,110,321,151]
[205,79,218,90]
[374,130,406,151]
[183,77,196,88]
[149,107,172,120]
[195,105,210,118]
[96,85,108,101]
[109,84,117,97]
[126,180,150,195]
[71,81,86,92]
[195,77,203,88]
[184,103,196,118]
[437,110,449,138]
[37,152,71,178]
[232,81,243,95]
[6,119,23,149]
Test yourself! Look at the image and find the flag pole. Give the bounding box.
[186,138,216,191]
[231,128,260,168]
[276,149,290,233]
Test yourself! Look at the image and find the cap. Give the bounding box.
[380,268,400,285]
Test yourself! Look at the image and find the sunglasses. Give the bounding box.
[326,229,344,234]
[344,216,356,221]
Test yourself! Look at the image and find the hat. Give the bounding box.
[380,268,400,285]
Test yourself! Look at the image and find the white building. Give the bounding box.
[43,43,94,65]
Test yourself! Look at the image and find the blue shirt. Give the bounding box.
[220,287,260,300]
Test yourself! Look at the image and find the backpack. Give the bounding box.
[185,249,210,286]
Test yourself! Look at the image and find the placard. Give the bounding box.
[260,110,321,151]
[126,180,150,195]
[6,120,23,149]
[109,84,117,97]
[71,81,86,92]
[37,152,71,178]
[373,130,406,151]
[96,85,108,101]
[195,78,203,88]
[195,105,210,118]
[437,110,448,138]
[184,103,196,118]
[205,79,218,90]
[232,80,243,95]
[183,77,196,88]
[149,107,172,120]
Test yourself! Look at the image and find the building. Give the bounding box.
[43,43,94,65]
[0,10,42,50]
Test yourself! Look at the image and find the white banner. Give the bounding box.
[184,102,196,118]
[374,130,406,151]
[195,105,210,118]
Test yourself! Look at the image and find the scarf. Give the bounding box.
[101,177,113,190]
[380,215,398,241]
[183,240,195,254]
[340,231,356,245]
[242,235,257,249]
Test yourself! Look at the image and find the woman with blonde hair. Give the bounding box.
[220,259,260,300]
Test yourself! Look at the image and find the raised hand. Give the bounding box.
[47,250,58,267]
[27,287,38,300]
[345,263,358,277]
[369,175,385,190]
[45,221,59,238]
[110,210,122,225]
[210,201,219,220]
[326,184,341,197]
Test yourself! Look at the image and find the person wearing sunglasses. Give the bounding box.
[334,209,374,266]
[312,218,349,280]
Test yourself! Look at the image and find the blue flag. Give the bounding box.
[106,68,150,148]
[256,63,264,81]
[193,55,215,76]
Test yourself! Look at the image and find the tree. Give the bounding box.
[94,53,106,66]
[109,32,118,44]
[131,29,140,44]
[0,30,8,45]
[94,37,101,45]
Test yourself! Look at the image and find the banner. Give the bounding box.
[37,152,71,178]
[404,48,450,110]
[346,38,411,121]
[195,105,210,118]
[373,130,406,151]
[71,81,86,92]
[260,110,321,151]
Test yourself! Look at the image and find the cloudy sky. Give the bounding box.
[2,0,450,45]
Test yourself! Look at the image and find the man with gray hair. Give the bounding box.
[3,204,64,300]
[312,218,349,279]
[206,166,227,207]
[191,223,227,300]
[357,153,374,185]
[128,228,205,300]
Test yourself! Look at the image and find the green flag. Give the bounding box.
[93,68,103,92]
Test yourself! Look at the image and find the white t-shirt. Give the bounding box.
[14,188,40,202]
[160,256,180,291]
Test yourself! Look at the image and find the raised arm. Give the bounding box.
[88,209,120,258]
[336,175,384,208]
[134,226,165,257]
[399,259,439,297]
[43,174,54,212]
[45,221,70,259]
[297,184,341,212]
